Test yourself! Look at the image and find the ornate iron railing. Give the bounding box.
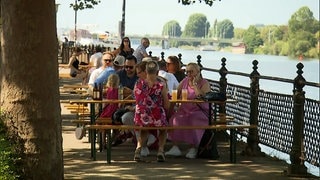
[199,57,319,175]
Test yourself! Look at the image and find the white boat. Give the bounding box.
[199,45,216,51]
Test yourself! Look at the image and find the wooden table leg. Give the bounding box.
[230,129,236,163]
[106,130,112,164]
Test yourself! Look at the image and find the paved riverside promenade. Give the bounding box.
[59,75,316,180]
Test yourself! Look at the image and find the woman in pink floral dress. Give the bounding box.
[133,60,170,162]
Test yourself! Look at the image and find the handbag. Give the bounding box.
[197,129,219,159]
[203,90,226,101]
[75,126,85,140]
[112,108,129,125]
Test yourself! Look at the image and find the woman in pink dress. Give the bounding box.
[133,60,170,162]
[166,63,211,159]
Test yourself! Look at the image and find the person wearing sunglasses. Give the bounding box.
[111,37,134,58]
[117,55,139,94]
[166,55,185,82]
[93,52,122,86]
[166,63,211,159]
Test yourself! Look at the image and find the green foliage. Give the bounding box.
[288,6,318,34]
[243,26,263,54]
[0,113,23,180]
[288,30,317,57]
[287,6,319,58]
[234,28,245,39]
[308,47,320,59]
[216,19,234,39]
[178,0,220,6]
[182,13,208,39]
[162,20,182,37]
[70,0,101,11]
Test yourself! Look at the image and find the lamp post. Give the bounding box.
[74,0,78,43]
[120,0,126,39]
[55,4,60,13]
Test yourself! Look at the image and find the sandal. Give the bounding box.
[134,147,141,161]
[157,151,165,162]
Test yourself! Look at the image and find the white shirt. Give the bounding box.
[88,67,104,86]
[158,70,179,95]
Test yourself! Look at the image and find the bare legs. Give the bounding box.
[134,129,167,162]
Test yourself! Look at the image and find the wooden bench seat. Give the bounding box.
[95,117,112,124]
[71,119,91,125]
[214,114,234,124]
[86,124,257,163]
[66,106,89,110]
[59,73,72,79]
[62,84,89,89]
[70,109,89,114]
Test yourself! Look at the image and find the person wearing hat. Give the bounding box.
[93,54,125,87]
[113,55,125,71]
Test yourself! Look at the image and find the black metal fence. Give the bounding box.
[160,53,319,176]
[59,43,111,64]
[200,57,319,176]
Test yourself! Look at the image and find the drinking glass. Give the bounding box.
[182,89,188,100]
[172,90,178,100]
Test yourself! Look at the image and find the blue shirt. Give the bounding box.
[117,69,138,90]
[94,66,116,85]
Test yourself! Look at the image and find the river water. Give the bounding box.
[146,46,319,176]
[147,46,319,100]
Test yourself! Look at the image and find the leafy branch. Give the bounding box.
[70,0,101,11]
[178,0,221,6]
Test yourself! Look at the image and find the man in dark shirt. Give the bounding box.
[117,55,138,98]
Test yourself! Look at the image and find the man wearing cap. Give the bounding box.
[91,54,124,89]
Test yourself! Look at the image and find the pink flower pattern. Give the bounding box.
[134,78,167,127]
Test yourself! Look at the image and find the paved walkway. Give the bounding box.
[60,77,316,180]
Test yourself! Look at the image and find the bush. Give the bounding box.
[0,113,23,180]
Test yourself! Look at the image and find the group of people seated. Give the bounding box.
[67,37,212,162]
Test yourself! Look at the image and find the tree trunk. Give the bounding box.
[0,1,63,179]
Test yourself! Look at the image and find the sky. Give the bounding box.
[56,0,319,36]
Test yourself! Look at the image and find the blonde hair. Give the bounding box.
[106,74,120,88]
[187,62,200,72]
[146,60,159,74]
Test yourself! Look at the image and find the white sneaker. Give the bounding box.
[147,134,157,146]
[141,147,150,157]
[165,145,182,156]
[186,148,197,159]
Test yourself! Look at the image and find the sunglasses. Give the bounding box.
[125,66,134,70]
[104,59,112,63]
[186,70,194,74]
[123,40,129,42]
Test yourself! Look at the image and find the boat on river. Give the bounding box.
[199,45,217,51]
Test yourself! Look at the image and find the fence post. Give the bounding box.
[218,57,228,115]
[196,55,203,69]
[287,63,308,176]
[160,52,165,60]
[245,60,261,155]
[177,53,183,65]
